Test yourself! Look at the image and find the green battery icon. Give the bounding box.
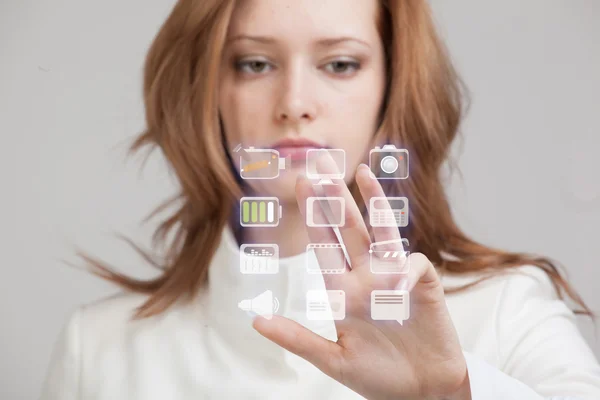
[240,197,282,227]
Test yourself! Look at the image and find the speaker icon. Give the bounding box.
[238,290,280,320]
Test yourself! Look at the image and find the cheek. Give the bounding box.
[347,83,384,125]
[329,78,385,172]
[328,73,384,129]
[219,83,270,142]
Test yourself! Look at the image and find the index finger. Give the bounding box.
[355,164,409,275]
[296,175,350,289]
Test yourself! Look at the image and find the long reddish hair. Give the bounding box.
[73,0,594,319]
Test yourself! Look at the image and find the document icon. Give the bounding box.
[306,290,345,321]
[370,290,410,325]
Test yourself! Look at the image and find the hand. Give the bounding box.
[252,162,471,400]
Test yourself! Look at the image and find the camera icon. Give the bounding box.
[369,145,409,179]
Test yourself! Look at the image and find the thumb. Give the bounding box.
[252,315,343,374]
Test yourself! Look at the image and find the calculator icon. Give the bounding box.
[369,197,409,227]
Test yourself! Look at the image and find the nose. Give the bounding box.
[274,66,318,124]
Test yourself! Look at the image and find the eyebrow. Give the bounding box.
[226,35,371,49]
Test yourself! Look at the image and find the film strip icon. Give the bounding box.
[306,243,347,274]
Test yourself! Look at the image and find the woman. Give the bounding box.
[40,0,600,399]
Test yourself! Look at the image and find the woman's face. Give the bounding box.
[219,0,386,203]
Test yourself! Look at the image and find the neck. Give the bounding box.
[232,199,310,258]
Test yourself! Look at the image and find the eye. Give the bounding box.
[235,59,273,75]
[324,60,361,75]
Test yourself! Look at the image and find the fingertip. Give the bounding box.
[355,163,369,180]
[357,163,376,181]
[251,314,269,332]
[296,172,306,183]
[295,177,312,199]
[295,173,308,191]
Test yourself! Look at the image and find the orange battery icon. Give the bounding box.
[242,159,272,173]
[234,144,289,179]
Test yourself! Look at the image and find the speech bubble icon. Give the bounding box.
[370,290,410,325]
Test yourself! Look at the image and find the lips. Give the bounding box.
[272,138,328,162]
[275,146,318,161]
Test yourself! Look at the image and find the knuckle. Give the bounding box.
[326,184,344,198]
[343,209,362,230]
[408,252,430,266]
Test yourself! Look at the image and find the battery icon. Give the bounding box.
[240,197,282,227]
[234,145,289,179]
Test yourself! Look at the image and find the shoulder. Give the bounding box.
[42,291,161,396]
[72,291,152,336]
[80,291,150,321]
[440,264,571,323]
[440,264,560,304]
[440,265,574,360]
[58,292,152,353]
[62,290,204,354]
[57,291,150,333]
[42,290,211,398]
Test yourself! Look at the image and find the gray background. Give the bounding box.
[1,0,598,398]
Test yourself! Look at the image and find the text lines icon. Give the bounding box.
[306,290,346,320]
[371,290,410,325]
[238,290,280,320]
[240,244,279,274]
[240,197,282,227]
